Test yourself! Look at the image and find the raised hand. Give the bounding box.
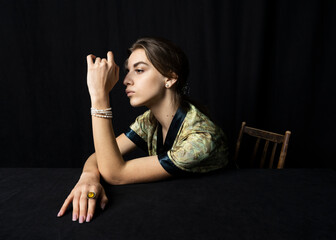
[86,51,120,100]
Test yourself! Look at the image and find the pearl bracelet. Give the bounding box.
[91,107,113,119]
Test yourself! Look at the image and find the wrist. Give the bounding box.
[91,95,110,109]
[81,171,100,182]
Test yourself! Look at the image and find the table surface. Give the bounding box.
[0,168,335,240]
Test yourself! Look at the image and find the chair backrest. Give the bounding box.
[234,122,291,169]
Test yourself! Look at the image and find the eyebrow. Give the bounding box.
[125,60,149,70]
[133,61,149,68]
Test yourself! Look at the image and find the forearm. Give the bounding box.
[82,153,100,181]
[91,97,125,183]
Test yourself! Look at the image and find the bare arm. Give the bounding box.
[82,133,137,178]
[58,51,171,224]
[88,52,171,185]
[91,103,171,185]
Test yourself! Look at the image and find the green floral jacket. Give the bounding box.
[125,103,229,175]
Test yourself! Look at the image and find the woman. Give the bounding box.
[57,37,229,223]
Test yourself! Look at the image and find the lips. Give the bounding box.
[125,89,135,97]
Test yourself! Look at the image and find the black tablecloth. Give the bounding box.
[0,168,335,240]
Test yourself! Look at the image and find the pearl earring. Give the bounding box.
[165,83,169,88]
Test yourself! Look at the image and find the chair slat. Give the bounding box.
[269,143,277,168]
[251,138,260,167]
[260,140,269,168]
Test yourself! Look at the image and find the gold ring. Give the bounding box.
[87,191,96,199]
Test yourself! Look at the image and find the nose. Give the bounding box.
[123,73,133,86]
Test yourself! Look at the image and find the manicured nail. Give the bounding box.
[101,203,106,210]
[57,211,61,217]
[79,216,85,224]
[86,214,92,222]
[72,213,78,221]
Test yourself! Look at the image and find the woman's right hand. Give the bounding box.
[87,51,120,100]
[57,172,108,223]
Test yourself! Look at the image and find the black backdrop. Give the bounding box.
[1,0,335,168]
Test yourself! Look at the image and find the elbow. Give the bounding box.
[99,168,128,185]
[105,176,127,185]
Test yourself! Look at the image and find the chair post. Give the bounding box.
[234,122,246,164]
[277,131,291,169]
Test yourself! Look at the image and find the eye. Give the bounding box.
[135,69,144,74]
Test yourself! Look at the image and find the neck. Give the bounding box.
[149,94,179,131]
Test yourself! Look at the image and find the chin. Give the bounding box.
[129,96,157,109]
[129,99,145,108]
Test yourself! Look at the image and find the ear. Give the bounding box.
[164,73,178,88]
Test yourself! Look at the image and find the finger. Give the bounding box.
[100,188,109,210]
[72,193,80,222]
[79,193,88,224]
[95,57,101,64]
[107,51,113,64]
[86,198,96,223]
[86,54,95,66]
[57,193,74,217]
[101,58,108,65]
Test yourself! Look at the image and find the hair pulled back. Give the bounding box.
[129,37,190,106]
[128,37,210,117]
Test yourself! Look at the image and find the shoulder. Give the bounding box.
[130,109,154,132]
[183,103,220,135]
[133,109,152,124]
[167,103,229,173]
[125,109,156,150]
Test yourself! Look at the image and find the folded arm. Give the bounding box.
[92,114,171,185]
[58,52,171,223]
[88,52,171,185]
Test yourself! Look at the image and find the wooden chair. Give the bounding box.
[234,122,291,169]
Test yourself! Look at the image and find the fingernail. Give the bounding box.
[79,216,84,224]
[101,203,106,210]
[57,211,61,217]
[86,214,92,223]
[72,213,78,221]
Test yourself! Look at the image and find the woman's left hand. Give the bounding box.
[86,51,120,100]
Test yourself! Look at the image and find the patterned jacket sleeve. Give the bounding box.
[167,128,229,173]
[124,110,151,152]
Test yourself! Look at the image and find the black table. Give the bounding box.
[0,168,335,240]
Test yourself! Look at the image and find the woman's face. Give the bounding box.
[124,49,167,108]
